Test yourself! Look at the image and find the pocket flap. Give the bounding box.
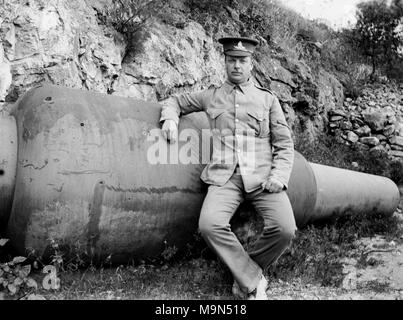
[207,108,226,119]
[276,119,290,129]
[246,109,264,121]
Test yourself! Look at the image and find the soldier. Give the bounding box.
[159,37,296,300]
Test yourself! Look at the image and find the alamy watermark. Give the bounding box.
[146,128,258,169]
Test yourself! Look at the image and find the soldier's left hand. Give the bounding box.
[262,177,284,193]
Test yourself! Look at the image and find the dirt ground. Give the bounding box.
[283,210,403,301]
[2,212,403,301]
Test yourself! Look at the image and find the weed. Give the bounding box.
[105,0,167,35]
[161,241,178,262]
[103,0,170,60]
[0,239,40,299]
[184,232,209,259]
[359,280,391,293]
[268,225,346,286]
[356,255,384,269]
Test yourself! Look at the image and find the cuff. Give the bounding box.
[267,174,288,190]
[159,116,179,126]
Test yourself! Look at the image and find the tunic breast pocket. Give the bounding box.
[207,108,228,132]
[246,108,270,138]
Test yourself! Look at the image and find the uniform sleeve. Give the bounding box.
[268,95,294,189]
[159,90,212,125]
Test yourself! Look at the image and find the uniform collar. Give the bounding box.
[224,78,253,94]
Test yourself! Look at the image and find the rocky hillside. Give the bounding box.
[1,0,402,163]
[0,0,344,140]
[330,83,403,160]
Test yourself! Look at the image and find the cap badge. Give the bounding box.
[233,41,247,51]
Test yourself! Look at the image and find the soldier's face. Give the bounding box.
[225,55,253,84]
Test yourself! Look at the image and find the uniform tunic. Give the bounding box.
[160,79,294,192]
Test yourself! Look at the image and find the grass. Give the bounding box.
[3,207,397,300]
[295,132,403,184]
[271,211,403,287]
[26,259,233,300]
[358,280,391,293]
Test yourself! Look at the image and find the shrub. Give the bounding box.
[295,132,403,182]
[105,0,168,35]
[104,0,170,59]
[184,0,237,35]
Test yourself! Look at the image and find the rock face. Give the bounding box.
[0,42,12,101]
[0,0,224,106]
[112,21,225,101]
[0,0,124,109]
[329,83,403,161]
[254,48,344,139]
[0,0,345,143]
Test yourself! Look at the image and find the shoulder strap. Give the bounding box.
[254,83,273,95]
[208,83,223,90]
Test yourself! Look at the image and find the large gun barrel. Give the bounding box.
[0,85,399,263]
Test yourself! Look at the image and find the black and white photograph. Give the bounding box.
[1,0,403,307]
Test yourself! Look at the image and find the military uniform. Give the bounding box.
[159,37,296,295]
[160,79,294,192]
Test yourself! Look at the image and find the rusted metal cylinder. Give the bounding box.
[288,158,400,227]
[0,113,18,232]
[306,163,399,224]
[5,85,211,263]
[0,84,400,263]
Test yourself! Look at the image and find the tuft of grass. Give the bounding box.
[358,280,391,293]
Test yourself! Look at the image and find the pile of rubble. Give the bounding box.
[329,83,403,159]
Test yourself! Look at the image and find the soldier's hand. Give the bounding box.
[262,177,284,193]
[161,119,178,143]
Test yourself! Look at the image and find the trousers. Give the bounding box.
[198,168,297,293]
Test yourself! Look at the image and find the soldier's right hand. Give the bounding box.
[161,119,178,143]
